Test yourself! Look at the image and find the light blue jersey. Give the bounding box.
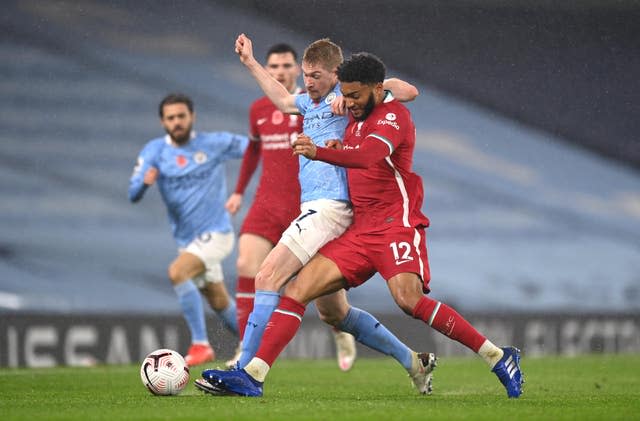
[129,131,248,247]
[294,84,349,203]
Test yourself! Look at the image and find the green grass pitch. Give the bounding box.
[2,354,639,420]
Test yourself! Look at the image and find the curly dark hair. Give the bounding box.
[158,93,194,118]
[337,52,386,85]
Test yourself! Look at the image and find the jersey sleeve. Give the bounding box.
[233,140,261,194]
[294,93,308,116]
[219,132,249,160]
[128,141,160,202]
[365,110,406,154]
[314,139,389,168]
[248,102,260,141]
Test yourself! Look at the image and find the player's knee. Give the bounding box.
[254,266,280,291]
[235,253,253,276]
[396,300,415,316]
[389,277,423,315]
[392,290,421,315]
[316,309,342,327]
[167,263,184,284]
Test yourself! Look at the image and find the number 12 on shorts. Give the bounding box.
[390,241,414,265]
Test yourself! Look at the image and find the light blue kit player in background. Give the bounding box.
[129,93,248,367]
[200,34,438,396]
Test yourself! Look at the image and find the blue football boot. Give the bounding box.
[194,378,239,396]
[492,346,524,398]
[202,368,263,397]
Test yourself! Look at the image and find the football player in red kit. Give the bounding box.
[205,52,524,399]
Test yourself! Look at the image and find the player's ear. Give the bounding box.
[375,82,384,95]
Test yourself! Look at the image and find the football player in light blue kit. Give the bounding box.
[129,93,248,366]
[200,35,437,395]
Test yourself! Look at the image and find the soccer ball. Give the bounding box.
[140,348,190,396]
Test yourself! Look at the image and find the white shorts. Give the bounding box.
[180,231,234,288]
[280,199,353,265]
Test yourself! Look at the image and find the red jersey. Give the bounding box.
[235,94,302,207]
[341,94,429,231]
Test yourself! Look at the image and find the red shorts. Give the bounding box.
[319,225,431,292]
[240,199,300,246]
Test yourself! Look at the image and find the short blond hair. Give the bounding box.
[302,38,343,72]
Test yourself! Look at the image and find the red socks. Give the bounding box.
[236,276,255,340]
[255,296,306,366]
[413,296,486,353]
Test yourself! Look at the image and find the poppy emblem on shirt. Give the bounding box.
[325,92,337,104]
[272,110,284,125]
[194,151,207,164]
[176,155,188,167]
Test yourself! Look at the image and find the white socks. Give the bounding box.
[478,340,504,368]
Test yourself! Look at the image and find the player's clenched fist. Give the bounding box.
[235,33,254,64]
[292,133,317,159]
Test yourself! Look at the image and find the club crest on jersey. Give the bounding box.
[176,155,188,167]
[193,151,208,164]
[325,92,337,104]
[272,110,284,125]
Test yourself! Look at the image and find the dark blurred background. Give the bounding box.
[233,0,640,169]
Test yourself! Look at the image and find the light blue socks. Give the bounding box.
[339,306,413,370]
[238,290,280,367]
[174,280,207,343]
[215,299,238,334]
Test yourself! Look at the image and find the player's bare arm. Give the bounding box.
[235,34,299,114]
[382,78,419,102]
[225,192,243,215]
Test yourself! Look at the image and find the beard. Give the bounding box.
[353,93,376,121]
[167,124,192,145]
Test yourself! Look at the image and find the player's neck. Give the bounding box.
[312,84,337,104]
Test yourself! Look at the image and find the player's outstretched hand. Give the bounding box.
[225,193,243,215]
[292,133,317,159]
[235,33,254,64]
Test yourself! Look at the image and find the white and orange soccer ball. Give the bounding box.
[140,349,190,396]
